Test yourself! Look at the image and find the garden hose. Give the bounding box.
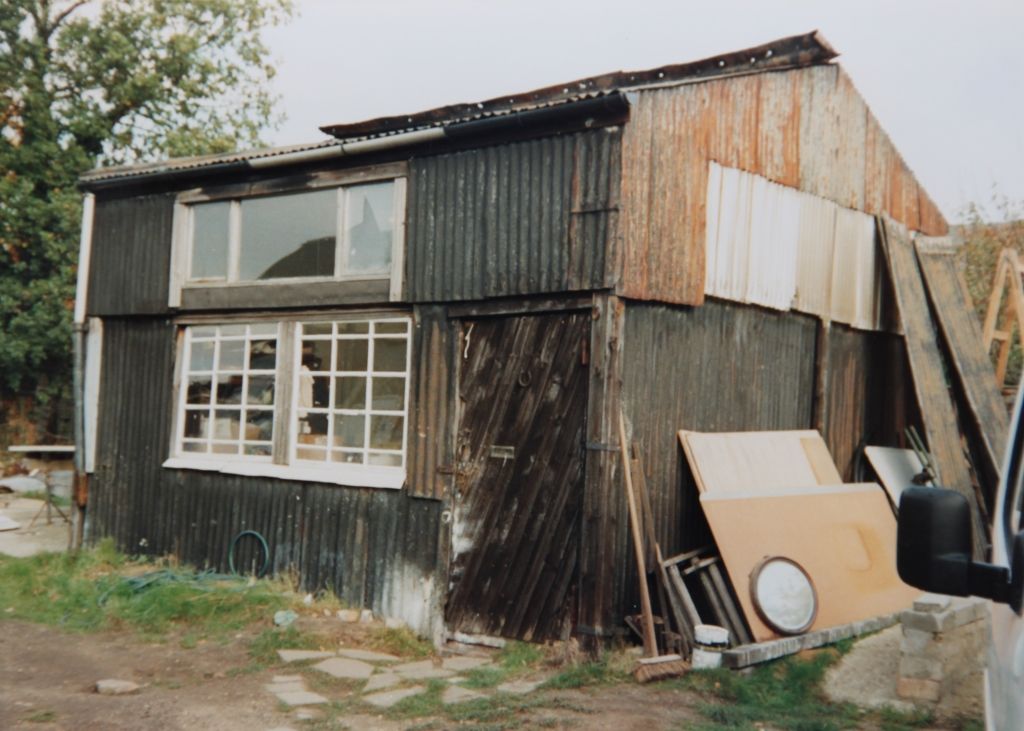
[228,529,270,577]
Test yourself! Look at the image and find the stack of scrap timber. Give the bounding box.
[880,217,1008,555]
[672,429,918,668]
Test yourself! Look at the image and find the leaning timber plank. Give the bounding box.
[697,570,734,641]
[916,237,1008,503]
[708,559,753,646]
[721,613,902,669]
[879,217,986,557]
[666,563,702,630]
[662,546,711,568]
[656,544,694,652]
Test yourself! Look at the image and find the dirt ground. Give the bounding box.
[0,620,705,731]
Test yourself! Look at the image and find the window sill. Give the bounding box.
[162,456,405,489]
[176,278,393,311]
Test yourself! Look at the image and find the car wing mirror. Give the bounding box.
[897,487,1022,611]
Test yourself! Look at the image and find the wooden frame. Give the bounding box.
[981,247,1024,388]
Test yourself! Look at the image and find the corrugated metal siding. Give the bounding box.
[406,128,620,302]
[706,163,882,330]
[618,300,912,621]
[620,301,817,613]
[823,325,912,480]
[87,195,175,316]
[619,65,947,306]
[90,317,442,635]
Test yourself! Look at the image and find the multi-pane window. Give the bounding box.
[185,180,401,283]
[295,319,410,468]
[178,324,278,458]
[170,316,411,488]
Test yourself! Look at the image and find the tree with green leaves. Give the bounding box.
[0,0,292,439]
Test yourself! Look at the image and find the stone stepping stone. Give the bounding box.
[496,679,545,695]
[442,686,484,705]
[96,679,140,695]
[392,660,454,680]
[275,690,328,707]
[364,673,401,692]
[272,675,303,683]
[338,648,401,663]
[441,656,492,672]
[312,657,375,680]
[277,649,335,663]
[364,685,425,708]
[266,681,306,694]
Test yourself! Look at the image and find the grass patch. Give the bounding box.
[0,539,296,641]
[24,710,57,723]
[247,625,325,665]
[497,641,544,670]
[543,653,629,689]
[368,625,433,658]
[679,650,863,730]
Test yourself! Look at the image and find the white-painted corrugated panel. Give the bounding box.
[706,162,880,330]
[794,195,836,318]
[835,206,880,330]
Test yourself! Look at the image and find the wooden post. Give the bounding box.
[618,411,657,657]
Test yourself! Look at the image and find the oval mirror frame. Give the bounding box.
[749,556,818,635]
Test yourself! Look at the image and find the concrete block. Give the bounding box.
[441,656,492,672]
[363,673,401,692]
[896,676,940,702]
[312,657,374,680]
[364,686,425,708]
[899,627,934,655]
[275,690,328,707]
[337,648,400,662]
[336,609,360,623]
[277,649,335,663]
[898,655,944,681]
[442,686,484,705]
[95,679,141,695]
[266,682,306,694]
[913,594,951,613]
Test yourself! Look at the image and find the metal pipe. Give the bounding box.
[71,193,95,550]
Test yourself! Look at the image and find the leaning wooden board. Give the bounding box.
[700,484,919,643]
[879,217,986,557]
[679,429,843,494]
[916,236,1008,501]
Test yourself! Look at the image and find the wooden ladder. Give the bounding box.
[982,248,1024,388]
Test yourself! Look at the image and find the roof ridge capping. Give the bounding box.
[320,30,837,140]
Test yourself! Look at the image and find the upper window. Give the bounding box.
[185,180,403,284]
[167,314,412,489]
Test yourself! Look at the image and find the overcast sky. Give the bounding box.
[263,0,1023,223]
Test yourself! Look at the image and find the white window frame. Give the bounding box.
[168,163,407,306]
[164,313,412,490]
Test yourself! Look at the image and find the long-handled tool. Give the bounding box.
[618,410,688,682]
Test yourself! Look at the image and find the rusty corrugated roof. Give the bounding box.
[80,30,836,185]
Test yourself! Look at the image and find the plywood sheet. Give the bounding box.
[916,238,1008,502]
[879,217,986,556]
[700,484,919,642]
[679,429,841,494]
[864,446,926,509]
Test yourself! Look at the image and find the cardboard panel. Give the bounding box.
[700,484,919,642]
[679,429,841,494]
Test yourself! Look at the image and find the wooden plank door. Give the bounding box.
[446,312,589,641]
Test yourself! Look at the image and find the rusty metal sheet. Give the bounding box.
[916,237,1008,503]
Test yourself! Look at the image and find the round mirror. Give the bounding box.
[749,557,817,635]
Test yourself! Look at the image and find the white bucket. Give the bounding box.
[692,624,730,670]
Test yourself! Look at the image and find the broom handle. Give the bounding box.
[619,410,658,657]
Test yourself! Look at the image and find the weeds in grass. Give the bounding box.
[248,626,324,665]
[24,710,57,723]
[368,625,433,658]
[18,490,71,508]
[876,705,935,731]
[497,641,544,670]
[0,540,297,643]
[542,653,629,689]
